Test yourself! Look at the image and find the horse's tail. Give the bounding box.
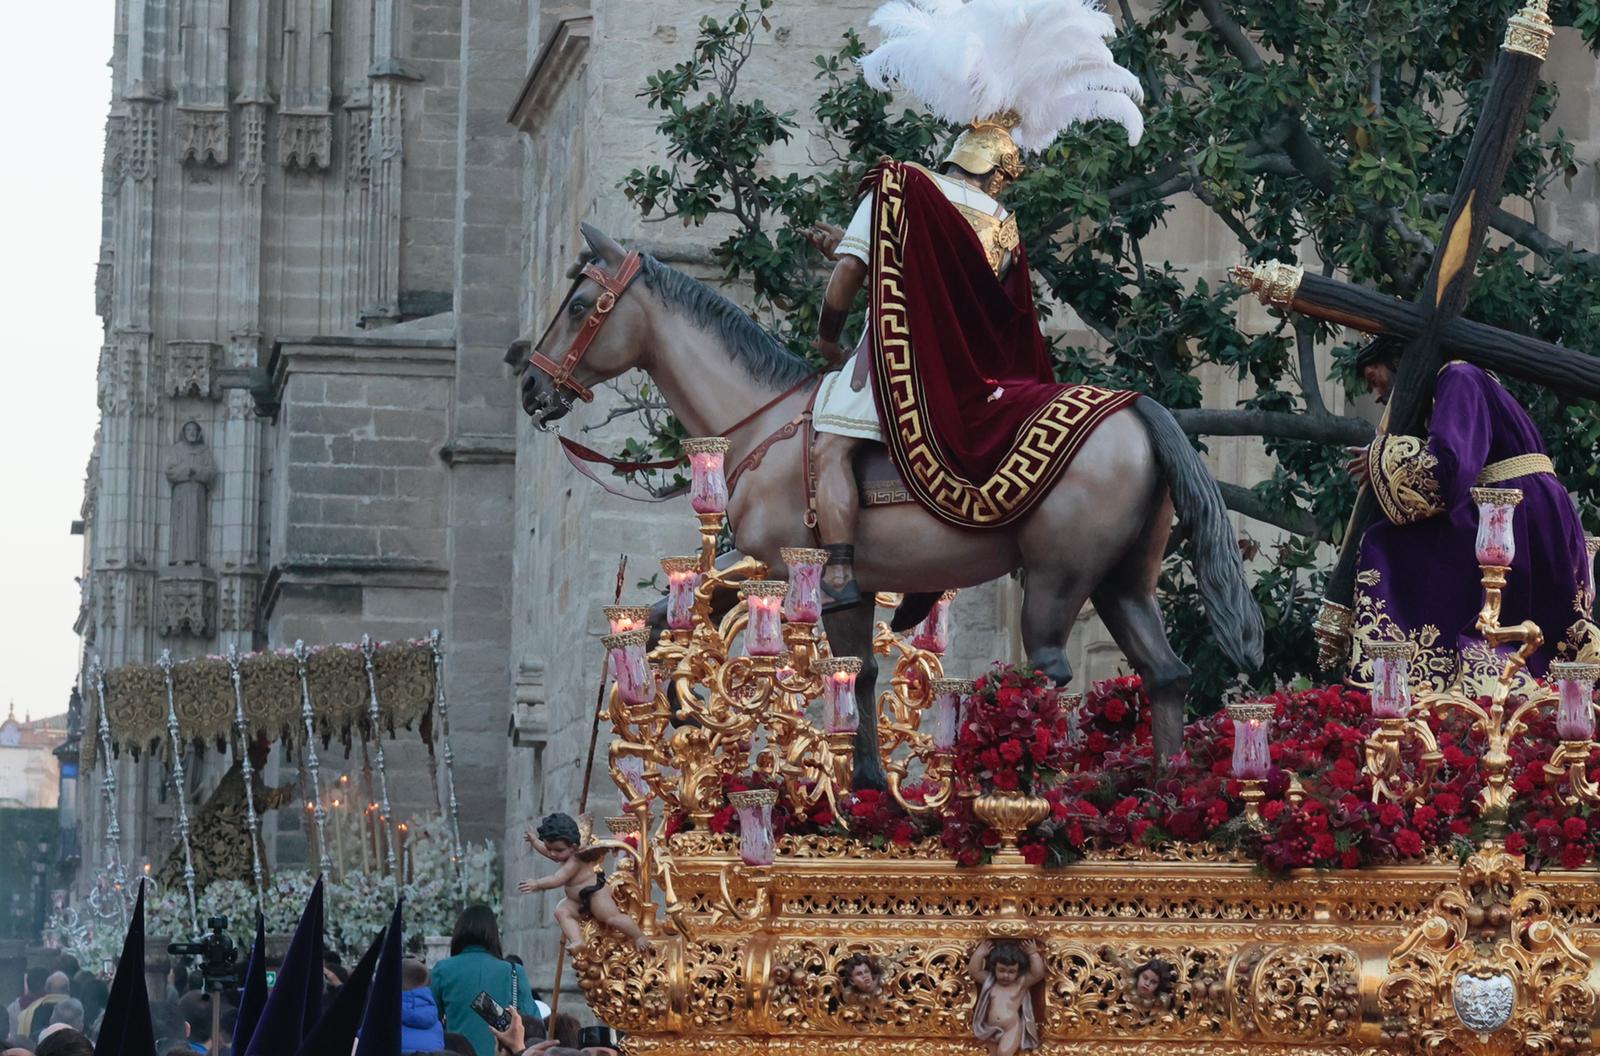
[1131,397,1265,671]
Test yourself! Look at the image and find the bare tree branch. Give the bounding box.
[1172,407,1374,445]
[1218,481,1327,539]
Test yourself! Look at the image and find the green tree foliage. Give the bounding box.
[618,0,1600,703]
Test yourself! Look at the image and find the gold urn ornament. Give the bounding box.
[972,790,1051,865]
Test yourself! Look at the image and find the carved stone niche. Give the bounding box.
[175,106,230,167]
[166,341,219,399]
[159,568,216,638]
[280,112,333,172]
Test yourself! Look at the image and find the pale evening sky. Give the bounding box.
[0,1,116,721]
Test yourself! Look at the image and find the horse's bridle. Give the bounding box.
[528,250,645,404]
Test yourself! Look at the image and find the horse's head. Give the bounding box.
[519,223,650,429]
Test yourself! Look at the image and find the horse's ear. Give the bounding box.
[580,222,627,270]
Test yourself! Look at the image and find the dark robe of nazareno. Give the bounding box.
[1349,361,1596,689]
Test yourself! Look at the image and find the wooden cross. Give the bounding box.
[1229,0,1583,655]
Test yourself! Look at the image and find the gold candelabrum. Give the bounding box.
[597,465,968,936]
[1362,488,1600,834]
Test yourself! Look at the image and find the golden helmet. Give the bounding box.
[943,111,1023,180]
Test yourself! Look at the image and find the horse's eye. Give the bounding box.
[569,298,588,316]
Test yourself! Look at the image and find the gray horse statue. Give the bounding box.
[520,224,1263,788]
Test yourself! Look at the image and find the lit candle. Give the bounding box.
[912,591,957,654]
[1226,702,1273,780]
[728,788,779,866]
[331,795,348,881]
[1551,662,1600,741]
[661,557,701,630]
[779,548,827,625]
[740,581,788,657]
[603,628,656,704]
[817,658,862,732]
[683,437,732,514]
[1367,640,1415,719]
[1471,487,1523,568]
[929,678,973,752]
[397,822,410,884]
[603,605,651,634]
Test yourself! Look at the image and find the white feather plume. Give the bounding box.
[861,0,1144,148]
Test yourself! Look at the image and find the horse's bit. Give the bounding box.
[528,249,645,410]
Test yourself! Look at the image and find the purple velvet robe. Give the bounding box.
[1350,362,1595,690]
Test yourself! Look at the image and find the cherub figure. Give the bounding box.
[968,939,1045,1056]
[518,812,651,954]
[837,952,884,1000]
[1118,954,1178,1024]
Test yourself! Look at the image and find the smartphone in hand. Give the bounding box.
[469,990,513,1032]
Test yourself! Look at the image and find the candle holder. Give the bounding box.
[604,628,657,705]
[1226,701,1273,824]
[740,581,789,657]
[604,605,652,634]
[1361,640,1443,803]
[780,547,827,625]
[928,677,972,752]
[683,436,731,515]
[1543,661,1600,806]
[911,590,957,654]
[1363,488,1600,837]
[817,657,862,733]
[662,557,701,632]
[729,788,779,866]
[1368,639,1416,720]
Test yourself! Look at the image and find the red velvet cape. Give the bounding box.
[865,162,1138,528]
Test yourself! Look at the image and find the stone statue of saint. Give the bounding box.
[165,420,216,566]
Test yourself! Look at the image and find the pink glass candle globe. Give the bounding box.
[817,657,862,733]
[929,678,974,753]
[1226,702,1274,780]
[603,605,650,634]
[616,754,650,801]
[1551,662,1600,741]
[728,788,779,866]
[780,547,827,625]
[1471,487,1522,568]
[603,628,656,705]
[683,437,732,515]
[662,556,701,631]
[740,581,788,657]
[912,590,957,654]
[1367,640,1415,720]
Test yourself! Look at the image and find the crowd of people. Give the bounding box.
[1,905,620,1056]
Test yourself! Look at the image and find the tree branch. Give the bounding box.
[1423,193,1600,269]
[1293,319,1326,416]
[1218,481,1326,539]
[1172,407,1374,445]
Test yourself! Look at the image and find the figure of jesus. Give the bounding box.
[969,938,1045,1056]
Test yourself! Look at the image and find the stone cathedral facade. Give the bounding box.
[76,0,1600,997]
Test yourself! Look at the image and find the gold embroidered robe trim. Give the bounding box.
[1368,434,1445,526]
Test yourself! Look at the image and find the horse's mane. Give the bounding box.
[637,254,815,390]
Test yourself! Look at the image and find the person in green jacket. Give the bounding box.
[428,905,536,1056]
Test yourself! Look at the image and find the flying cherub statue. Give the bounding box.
[518,812,652,954]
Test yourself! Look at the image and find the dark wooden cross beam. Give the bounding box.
[1232,263,1600,400]
[1227,0,1566,662]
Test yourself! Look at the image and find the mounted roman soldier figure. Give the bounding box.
[804,0,1148,609]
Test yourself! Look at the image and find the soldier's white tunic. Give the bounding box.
[813,169,1010,442]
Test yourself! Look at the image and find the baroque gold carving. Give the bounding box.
[1380,846,1593,1054]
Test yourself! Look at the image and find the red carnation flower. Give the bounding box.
[1395,829,1424,857]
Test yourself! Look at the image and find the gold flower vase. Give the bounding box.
[973,789,1050,865]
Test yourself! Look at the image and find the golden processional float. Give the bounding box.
[567,437,1600,1056]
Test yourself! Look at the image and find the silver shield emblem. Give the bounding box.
[1453,971,1515,1034]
